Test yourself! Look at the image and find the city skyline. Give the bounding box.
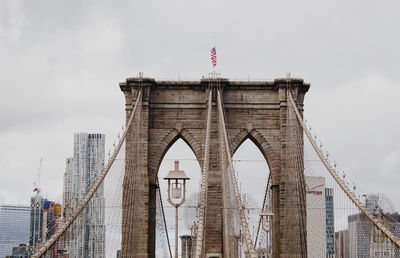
[1,1,400,257]
[1,1,399,213]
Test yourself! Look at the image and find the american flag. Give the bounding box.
[210,47,217,67]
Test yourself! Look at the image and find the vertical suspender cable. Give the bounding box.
[157,179,173,258]
[254,175,272,247]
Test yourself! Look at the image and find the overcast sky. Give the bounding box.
[1,0,400,254]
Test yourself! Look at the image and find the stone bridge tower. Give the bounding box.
[119,77,310,257]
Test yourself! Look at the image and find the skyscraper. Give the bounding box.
[28,193,63,257]
[335,230,349,258]
[6,243,29,258]
[180,235,193,258]
[305,176,327,258]
[0,204,30,258]
[325,188,335,257]
[348,194,400,257]
[348,213,374,257]
[30,193,44,251]
[44,202,64,257]
[63,133,105,258]
[305,176,336,258]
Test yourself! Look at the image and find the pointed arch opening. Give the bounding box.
[157,138,202,257]
[232,137,270,239]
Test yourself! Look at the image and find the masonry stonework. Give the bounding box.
[120,77,309,258]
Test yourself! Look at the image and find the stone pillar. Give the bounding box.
[275,82,307,258]
[118,77,310,258]
[271,184,281,258]
[120,80,152,258]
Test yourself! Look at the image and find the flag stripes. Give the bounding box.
[210,47,217,67]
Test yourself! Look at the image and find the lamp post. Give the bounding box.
[164,160,190,258]
[260,209,273,257]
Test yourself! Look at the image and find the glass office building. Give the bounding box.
[0,204,30,258]
[325,188,335,256]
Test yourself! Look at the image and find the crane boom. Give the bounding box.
[33,158,43,193]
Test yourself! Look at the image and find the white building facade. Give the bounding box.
[63,133,105,258]
[305,176,327,258]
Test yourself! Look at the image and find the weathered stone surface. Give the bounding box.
[120,77,309,257]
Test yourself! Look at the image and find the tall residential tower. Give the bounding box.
[63,133,105,258]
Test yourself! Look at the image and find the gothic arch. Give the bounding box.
[120,77,310,257]
[230,129,280,176]
[148,128,203,184]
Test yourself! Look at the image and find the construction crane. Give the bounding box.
[33,158,43,193]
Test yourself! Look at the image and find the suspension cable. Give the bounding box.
[31,90,143,258]
[193,90,213,257]
[287,90,400,249]
[254,175,271,247]
[157,179,173,258]
[217,90,257,258]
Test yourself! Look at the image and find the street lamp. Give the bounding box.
[164,160,190,258]
[260,209,273,258]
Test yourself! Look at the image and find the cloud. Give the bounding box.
[0,0,400,254]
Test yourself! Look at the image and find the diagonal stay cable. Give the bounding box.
[193,90,212,258]
[156,178,173,258]
[31,90,143,258]
[254,175,271,247]
[217,90,257,258]
[287,90,400,249]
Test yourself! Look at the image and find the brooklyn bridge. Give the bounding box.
[31,75,400,258]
